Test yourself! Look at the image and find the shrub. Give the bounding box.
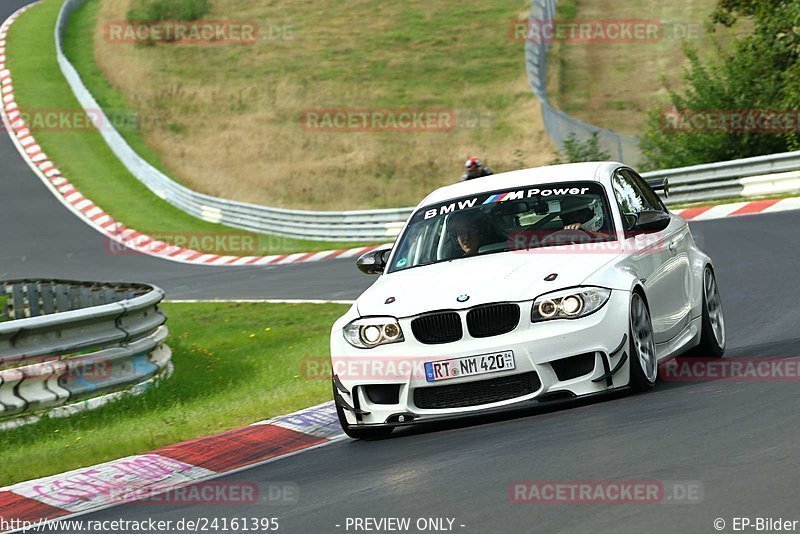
[127,0,211,22]
[641,0,800,170]
[551,132,612,164]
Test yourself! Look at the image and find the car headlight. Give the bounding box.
[343,317,404,348]
[531,287,611,322]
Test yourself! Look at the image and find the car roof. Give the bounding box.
[418,161,623,207]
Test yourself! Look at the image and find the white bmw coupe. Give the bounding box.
[330,162,725,438]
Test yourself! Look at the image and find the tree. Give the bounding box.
[641,0,800,170]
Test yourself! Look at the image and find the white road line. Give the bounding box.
[164,299,355,305]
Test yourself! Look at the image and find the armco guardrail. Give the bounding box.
[53,0,800,242]
[55,0,412,242]
[642,152,800,205]
[0,280,170,428]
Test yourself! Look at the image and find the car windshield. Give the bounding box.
[388,181,615,273]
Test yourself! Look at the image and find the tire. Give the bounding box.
[628,291,658,391]
[333,382,394,440]
[685,266,726,358]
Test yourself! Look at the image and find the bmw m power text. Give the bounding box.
[331,162,725,438]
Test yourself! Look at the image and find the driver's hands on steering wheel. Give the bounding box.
[564,223,583,230]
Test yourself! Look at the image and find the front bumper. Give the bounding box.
[331,290,631,427]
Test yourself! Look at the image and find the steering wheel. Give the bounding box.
[539,227,597,247]
[525,212,560,232]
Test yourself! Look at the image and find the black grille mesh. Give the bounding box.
[411,312,463,344]
[550,352,596,381]
[466,303,520,338]
[413,372,540,409]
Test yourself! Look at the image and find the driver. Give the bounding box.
[447,210,487,256]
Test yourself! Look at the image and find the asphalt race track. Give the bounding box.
[42,211,800,534]
[5,0,800,532]
[0,129,373,300]
[0,0,371,302]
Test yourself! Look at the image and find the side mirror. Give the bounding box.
[645,177,670,198]
[356,248,391,275]
[629,210,671,234]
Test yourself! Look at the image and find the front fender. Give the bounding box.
[583,261,641,294]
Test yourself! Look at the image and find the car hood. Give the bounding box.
[357,250,621,318]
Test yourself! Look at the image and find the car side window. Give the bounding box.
[612,170,651,216]
[612,169,665,231]
[623,169,664,211]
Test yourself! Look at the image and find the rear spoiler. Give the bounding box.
[645,177,669,198]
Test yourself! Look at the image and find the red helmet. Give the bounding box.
[465,156,481,170]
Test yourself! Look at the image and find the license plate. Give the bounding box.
[424,351,515,382]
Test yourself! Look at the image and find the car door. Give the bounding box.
[611,169,689,343]
[625,169,694,341]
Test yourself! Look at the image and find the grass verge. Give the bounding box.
[0,301,345,486]
[85,0,554,210]
[5,1,376,255]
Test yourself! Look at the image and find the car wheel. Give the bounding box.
[628,291,658,391]
[686,266,726,358]
[333,382,394,439]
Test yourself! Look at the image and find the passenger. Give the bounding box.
[561,209,593,230]
[560,198,605,232]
